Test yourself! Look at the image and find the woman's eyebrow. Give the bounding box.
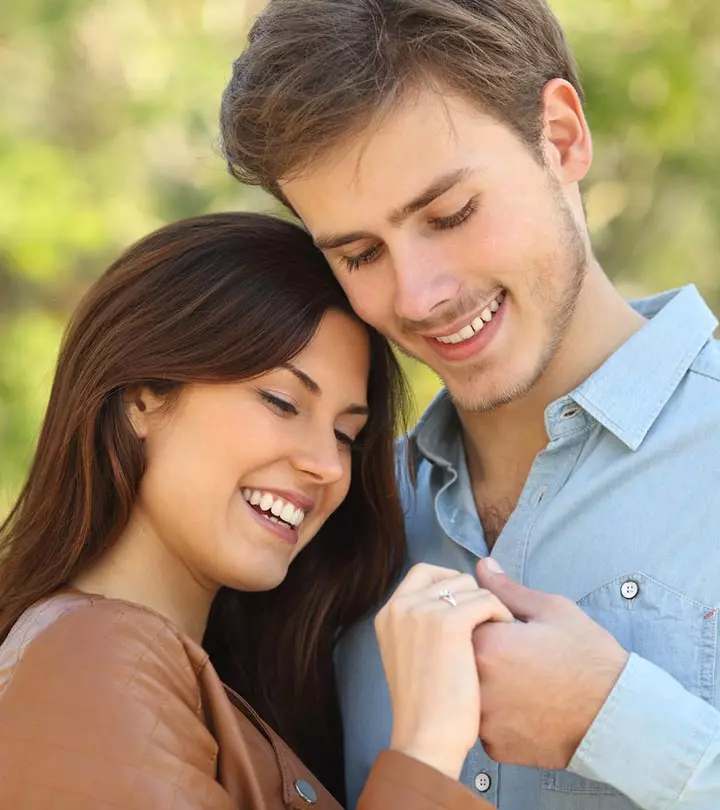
[281,363,369,415]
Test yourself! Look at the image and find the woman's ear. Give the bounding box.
[123,387,166,439]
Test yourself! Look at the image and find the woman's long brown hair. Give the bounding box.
[0,212,410,799]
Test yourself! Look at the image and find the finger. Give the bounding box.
[391,572,481,611]
[392,563,467,596]
[475,558,555,621]
[446,589,515,626]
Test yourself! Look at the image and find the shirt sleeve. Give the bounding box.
[569,652,720,809]
[358,751,494,810]
[0,600,235,810]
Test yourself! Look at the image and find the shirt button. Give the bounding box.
[294,779,318,804]
[474,772,492,793]
[621,580,639,600]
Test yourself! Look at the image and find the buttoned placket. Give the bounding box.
[427,398,595,808]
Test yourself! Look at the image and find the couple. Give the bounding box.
[2,1,720,809]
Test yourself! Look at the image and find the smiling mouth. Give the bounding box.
[431,290,506,345]
[242,488,306,530]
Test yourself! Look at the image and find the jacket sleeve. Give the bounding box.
[0,600,235,810]
[357,751,494,810]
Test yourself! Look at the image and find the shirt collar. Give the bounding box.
[571,285,716,450]
[413,285,717,463]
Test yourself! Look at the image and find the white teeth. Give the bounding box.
[280,502,295,523]
[241,488,307,529]
[434,292,505,346]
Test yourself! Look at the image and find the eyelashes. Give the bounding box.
[259,391,357,450]
[430,197,478,230]
[260,391,297,415]
[341,244,381,273]
[340,196,479,272]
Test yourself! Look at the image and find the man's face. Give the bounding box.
[281,88,589,412]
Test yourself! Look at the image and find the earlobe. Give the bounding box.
[541,78,593,185]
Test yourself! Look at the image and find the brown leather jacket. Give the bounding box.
[0,592,494,810]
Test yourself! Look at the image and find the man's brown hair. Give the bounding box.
[220,0,583,200]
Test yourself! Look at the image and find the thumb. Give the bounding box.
[476,558,551,621]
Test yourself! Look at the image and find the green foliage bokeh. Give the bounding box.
[1,0,719,517]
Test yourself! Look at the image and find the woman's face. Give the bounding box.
[132,310,370,594]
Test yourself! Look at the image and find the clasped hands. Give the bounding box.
[375,560,629,780]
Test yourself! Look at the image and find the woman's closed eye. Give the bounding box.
[335,429,357,450]
[262,390,360,450]
[260,390,298,415]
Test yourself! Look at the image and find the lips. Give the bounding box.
[431,290,506,345]
[422,290,508,363]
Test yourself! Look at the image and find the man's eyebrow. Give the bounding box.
[387,167,474,226]
[312,167,475,251]
[281,363,369,416]
[313,231,376,251]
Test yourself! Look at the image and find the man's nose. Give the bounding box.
[392,243,460,324]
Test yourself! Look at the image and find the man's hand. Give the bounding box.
[473,558,630,770]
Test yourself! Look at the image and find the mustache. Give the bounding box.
[400,290,503,335]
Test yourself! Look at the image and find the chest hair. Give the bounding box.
[475,498,517,552]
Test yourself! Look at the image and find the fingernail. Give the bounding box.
[484,557,504,574]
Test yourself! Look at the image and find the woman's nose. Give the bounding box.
[291,431,345,484]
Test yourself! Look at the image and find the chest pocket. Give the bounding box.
[541,572,718,806]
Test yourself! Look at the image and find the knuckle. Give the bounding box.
[458,573,479,590]
[408,562,428,576]
[546,593,570,612]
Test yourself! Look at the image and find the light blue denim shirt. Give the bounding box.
[336,286,720,810]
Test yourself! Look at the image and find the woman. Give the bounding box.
[0,213,510,809]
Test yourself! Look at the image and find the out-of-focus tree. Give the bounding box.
[1,0,719,516]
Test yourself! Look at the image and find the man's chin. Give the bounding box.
[444,366,542,414]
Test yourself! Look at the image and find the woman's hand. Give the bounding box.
[375,563,513,780]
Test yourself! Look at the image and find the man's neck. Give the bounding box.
[460,265,647,492]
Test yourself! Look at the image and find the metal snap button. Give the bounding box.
[621,580,639,600]
[294,779,317,804]
[474,772,492,793]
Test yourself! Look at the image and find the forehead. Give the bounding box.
[294,310,370,391]
[281,88,520,229]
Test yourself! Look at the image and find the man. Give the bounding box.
[219,1,720,808]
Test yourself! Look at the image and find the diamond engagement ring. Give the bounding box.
[438,588,458,607]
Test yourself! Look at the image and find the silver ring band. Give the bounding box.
[438,587,458,607]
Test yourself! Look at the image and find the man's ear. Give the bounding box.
[123,386,166,439]
[541,78,593,185]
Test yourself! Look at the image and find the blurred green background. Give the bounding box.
[2,0,719,518]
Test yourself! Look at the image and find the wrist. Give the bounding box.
[389,736,466,780]
[567,647,630,761]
